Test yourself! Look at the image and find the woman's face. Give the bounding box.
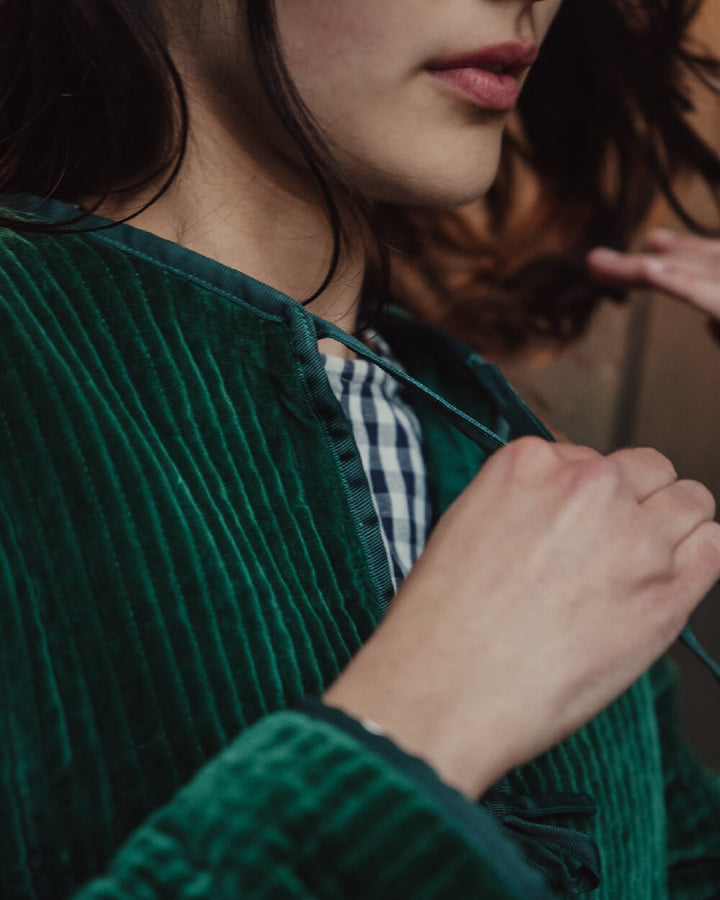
[181,0,564,207]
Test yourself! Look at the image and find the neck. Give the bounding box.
[92,91,366,343]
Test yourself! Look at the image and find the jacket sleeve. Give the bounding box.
[71,708,555,900]
[650,658,720,899]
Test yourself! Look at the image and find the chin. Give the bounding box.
[415,177,498,208]
[368,168,500,209]
[356,139,504,209]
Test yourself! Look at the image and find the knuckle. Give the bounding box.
[554,442,601,464]
[632,446,677,481]
[679,479,716,516]
[572,455,623,495]
[504,435,556,471]
[512,434,554,456]
[697,521,720,568]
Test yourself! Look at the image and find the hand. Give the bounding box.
[587,229,720,331]
[324,437,720,799]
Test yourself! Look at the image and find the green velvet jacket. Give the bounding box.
[2,195,720,900]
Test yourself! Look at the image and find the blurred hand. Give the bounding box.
[587,229,720,336]
[325,437,720,800]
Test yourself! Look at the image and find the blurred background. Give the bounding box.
[501,0,720,769]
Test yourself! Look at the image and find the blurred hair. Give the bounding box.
[384,0,720,355]
[1,0,719,351]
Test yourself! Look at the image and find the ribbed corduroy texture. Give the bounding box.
[0,223,548,899]
[75,712,545,900]
[1,211,720,899]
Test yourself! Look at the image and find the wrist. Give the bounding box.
[324,656,512,800]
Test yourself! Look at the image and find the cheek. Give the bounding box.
[276,0,429,163]
[277,2,393,76]
[275,12,400,170]
[276,0,426,113]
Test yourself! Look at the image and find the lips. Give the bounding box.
[426,42,538,111]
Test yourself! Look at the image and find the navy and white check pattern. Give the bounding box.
[322,335,430,591]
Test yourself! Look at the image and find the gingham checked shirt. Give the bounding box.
[322,334,431,591]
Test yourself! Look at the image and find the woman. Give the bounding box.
[2,1,720,898]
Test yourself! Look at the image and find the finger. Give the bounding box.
[588,246,701,289]
[646,228,720,260]
[641,479,716,547]
[637,258,720,318]
[588,248,720,317]
[586,247,649,287]
[607,447,677,502]
[552,442,601,464]
[672,520,720,614]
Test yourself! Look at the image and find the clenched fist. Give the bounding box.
[325,437,720,799]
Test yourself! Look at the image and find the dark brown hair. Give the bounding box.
[1,0,720,352]
[0,1,184,214]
